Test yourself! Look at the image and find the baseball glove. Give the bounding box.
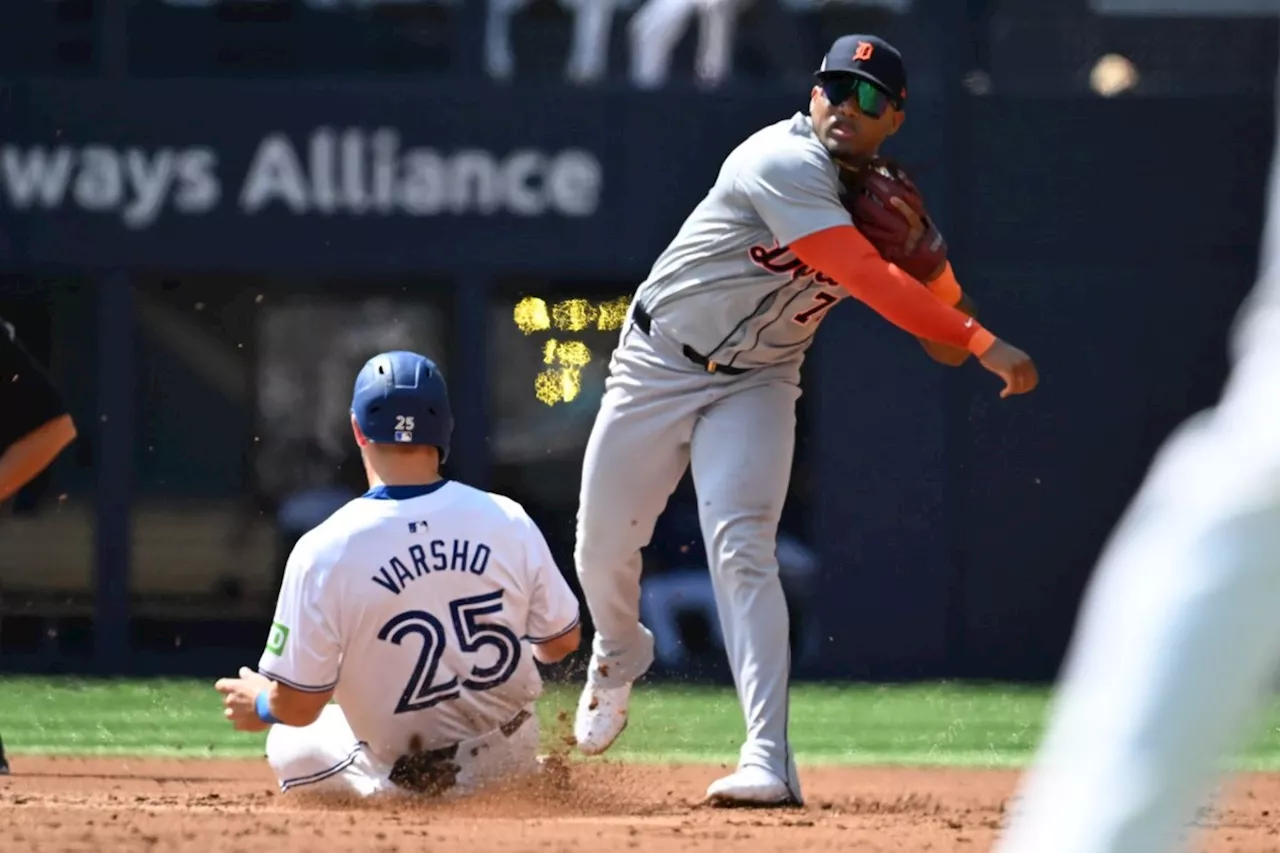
[842,158,948,283]
[389,735,462,796]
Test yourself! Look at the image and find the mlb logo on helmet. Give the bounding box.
[351,350,455,462]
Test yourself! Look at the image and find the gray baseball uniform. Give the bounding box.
[575,111,856,800]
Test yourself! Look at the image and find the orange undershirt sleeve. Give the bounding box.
[790,226,996,355]
[925,262,964,306]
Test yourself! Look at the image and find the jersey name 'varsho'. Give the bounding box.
[259,481,580,765]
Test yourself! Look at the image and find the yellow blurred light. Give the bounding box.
[534,369,562,406]
[516,294,632,404]
[552,299,597,332]
[533,367,584,406]
[596,296,630,331]
[513,297,551,334]
[560,367,582,402]
[554,340,591,368]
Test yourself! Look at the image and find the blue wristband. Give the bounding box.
[255,690,282,725]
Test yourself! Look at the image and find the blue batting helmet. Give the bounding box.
[351,351,453,462]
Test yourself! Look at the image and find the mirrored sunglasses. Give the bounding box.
[820,76,894,119]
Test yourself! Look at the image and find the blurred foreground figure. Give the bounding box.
[995,54,1280,853]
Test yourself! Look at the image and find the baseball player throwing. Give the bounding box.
[572,34,1038,806]
[216,351,581,798]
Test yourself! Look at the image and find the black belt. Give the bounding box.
[389,709,531,795]
[632,303,750,376]
[500,709,532,737]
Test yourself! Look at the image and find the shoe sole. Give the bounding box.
[703,793,804,809]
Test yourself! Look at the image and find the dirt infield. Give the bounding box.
[2,757,1278,852]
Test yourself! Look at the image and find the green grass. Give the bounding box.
[2,678,1280,770]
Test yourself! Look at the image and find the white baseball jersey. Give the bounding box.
[258,480,580,767]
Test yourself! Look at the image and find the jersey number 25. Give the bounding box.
[377,590,521,715]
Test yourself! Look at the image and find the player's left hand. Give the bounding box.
[214,667,275,733]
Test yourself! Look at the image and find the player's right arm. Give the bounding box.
[735,146,1038,398]
[246,536,344,727]
[533,622,581,664]
[0,323,77,502]
[516,512,582,665]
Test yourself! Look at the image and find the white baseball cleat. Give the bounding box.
[705,766,800,807]
[573,681,632,756]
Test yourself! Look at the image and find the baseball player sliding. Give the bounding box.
[995,53,1280,853]
[216,351,581,798]
[572,34,1039,807]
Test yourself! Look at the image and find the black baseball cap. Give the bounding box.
[816,35,907,107]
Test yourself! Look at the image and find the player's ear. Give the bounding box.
[889,108,906,135]
[351,413,369,447]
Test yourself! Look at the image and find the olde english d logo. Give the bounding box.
[748,242,836,286]
[853,41,875,62]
